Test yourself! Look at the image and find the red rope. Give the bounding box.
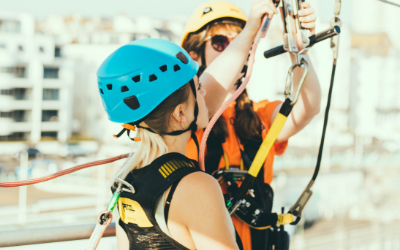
[0,153,129,188]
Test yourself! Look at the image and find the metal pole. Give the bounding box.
[18,150,28,225]
[0,223,116,247]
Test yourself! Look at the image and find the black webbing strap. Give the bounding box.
[312,60,337,181]
[164,180,181,224]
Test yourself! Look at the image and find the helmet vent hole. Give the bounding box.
[174,65,181,72]
[132,75,141,83]
[100,88,104,94]
[176,52,188,64]
[106,84,112,90]
[149,74,157,82]
[121,86,129,92]
[160,65,167,72]
[124,95,140,110]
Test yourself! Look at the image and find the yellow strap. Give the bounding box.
[223,152,230,170]
[277,213,294,226]
[248,113,288,177]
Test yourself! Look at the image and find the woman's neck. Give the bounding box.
[163,131,191,156]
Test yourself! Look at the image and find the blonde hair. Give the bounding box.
[115,128,168,179]
[114,82,191,180]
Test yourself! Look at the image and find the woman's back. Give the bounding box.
[115,153,239,250]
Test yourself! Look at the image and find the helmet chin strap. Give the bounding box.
[115,79,200,157]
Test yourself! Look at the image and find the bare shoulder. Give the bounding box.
[172,171,226,216]
[178,171,221,196]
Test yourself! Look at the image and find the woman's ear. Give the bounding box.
[172,104,187,123]
[188,51,199,61]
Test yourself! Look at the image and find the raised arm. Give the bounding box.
[272,2,321,143]
[201,0,278,118]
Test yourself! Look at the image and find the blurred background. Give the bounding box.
[0,0,399,249]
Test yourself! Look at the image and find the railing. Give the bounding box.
[0,223,116,247]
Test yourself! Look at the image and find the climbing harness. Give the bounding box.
[112,153,201,250]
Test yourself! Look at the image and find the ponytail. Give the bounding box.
[115,128,168,180]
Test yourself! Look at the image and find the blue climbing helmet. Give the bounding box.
[97,38,200,142]
[97,38,198,124]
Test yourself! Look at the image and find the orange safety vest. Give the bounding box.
[186,100,288,250]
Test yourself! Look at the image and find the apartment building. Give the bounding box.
[0,11,74,143]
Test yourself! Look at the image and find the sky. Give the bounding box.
[0,0,353,23]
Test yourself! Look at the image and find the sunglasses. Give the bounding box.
[204,35,235,52]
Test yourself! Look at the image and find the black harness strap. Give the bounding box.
[164,180,180,224]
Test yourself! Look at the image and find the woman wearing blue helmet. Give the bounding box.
[97,1,278,249]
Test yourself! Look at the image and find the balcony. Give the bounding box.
[43,78,64,88]
[9,122,32,132]
[41,122,60,131]
[0,117,13,135]
[0,95,14,112]
[4,99,33,110]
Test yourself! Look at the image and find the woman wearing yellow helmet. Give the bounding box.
[183,1,320,250]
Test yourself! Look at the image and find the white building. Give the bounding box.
[0,11,74,144]
[37,14,182,144]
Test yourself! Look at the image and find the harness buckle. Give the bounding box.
[114,177,135,194]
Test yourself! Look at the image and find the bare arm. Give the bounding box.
[273,54,321,143]
[272,2,321,143]
[201,0,278,118]
[168,172,239,250]
[116,214,129,250]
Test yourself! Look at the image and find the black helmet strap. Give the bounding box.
[133,78,199,137]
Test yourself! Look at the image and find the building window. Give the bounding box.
[0,132,27,142]
[0,20,21,33]
[43,67,59,79]
[43,89,60,100]
[41,131,58,140]
[0,112,12,118]
[0,89,13,95]
[15,66,26,78]
[14,88,27,100]
[13,110,27,122]
[54,47,61,57]
[1,66,26,78]
[39,46,44,53]
[42,110,58,122]
[18,45,24,51]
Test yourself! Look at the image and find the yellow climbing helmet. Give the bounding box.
[181,1,248,47]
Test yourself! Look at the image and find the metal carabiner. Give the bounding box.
[284,58,309,106]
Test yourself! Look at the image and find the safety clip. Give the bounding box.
[284,57,309,106]
[99,178,135,225]
[287,180,314,225]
